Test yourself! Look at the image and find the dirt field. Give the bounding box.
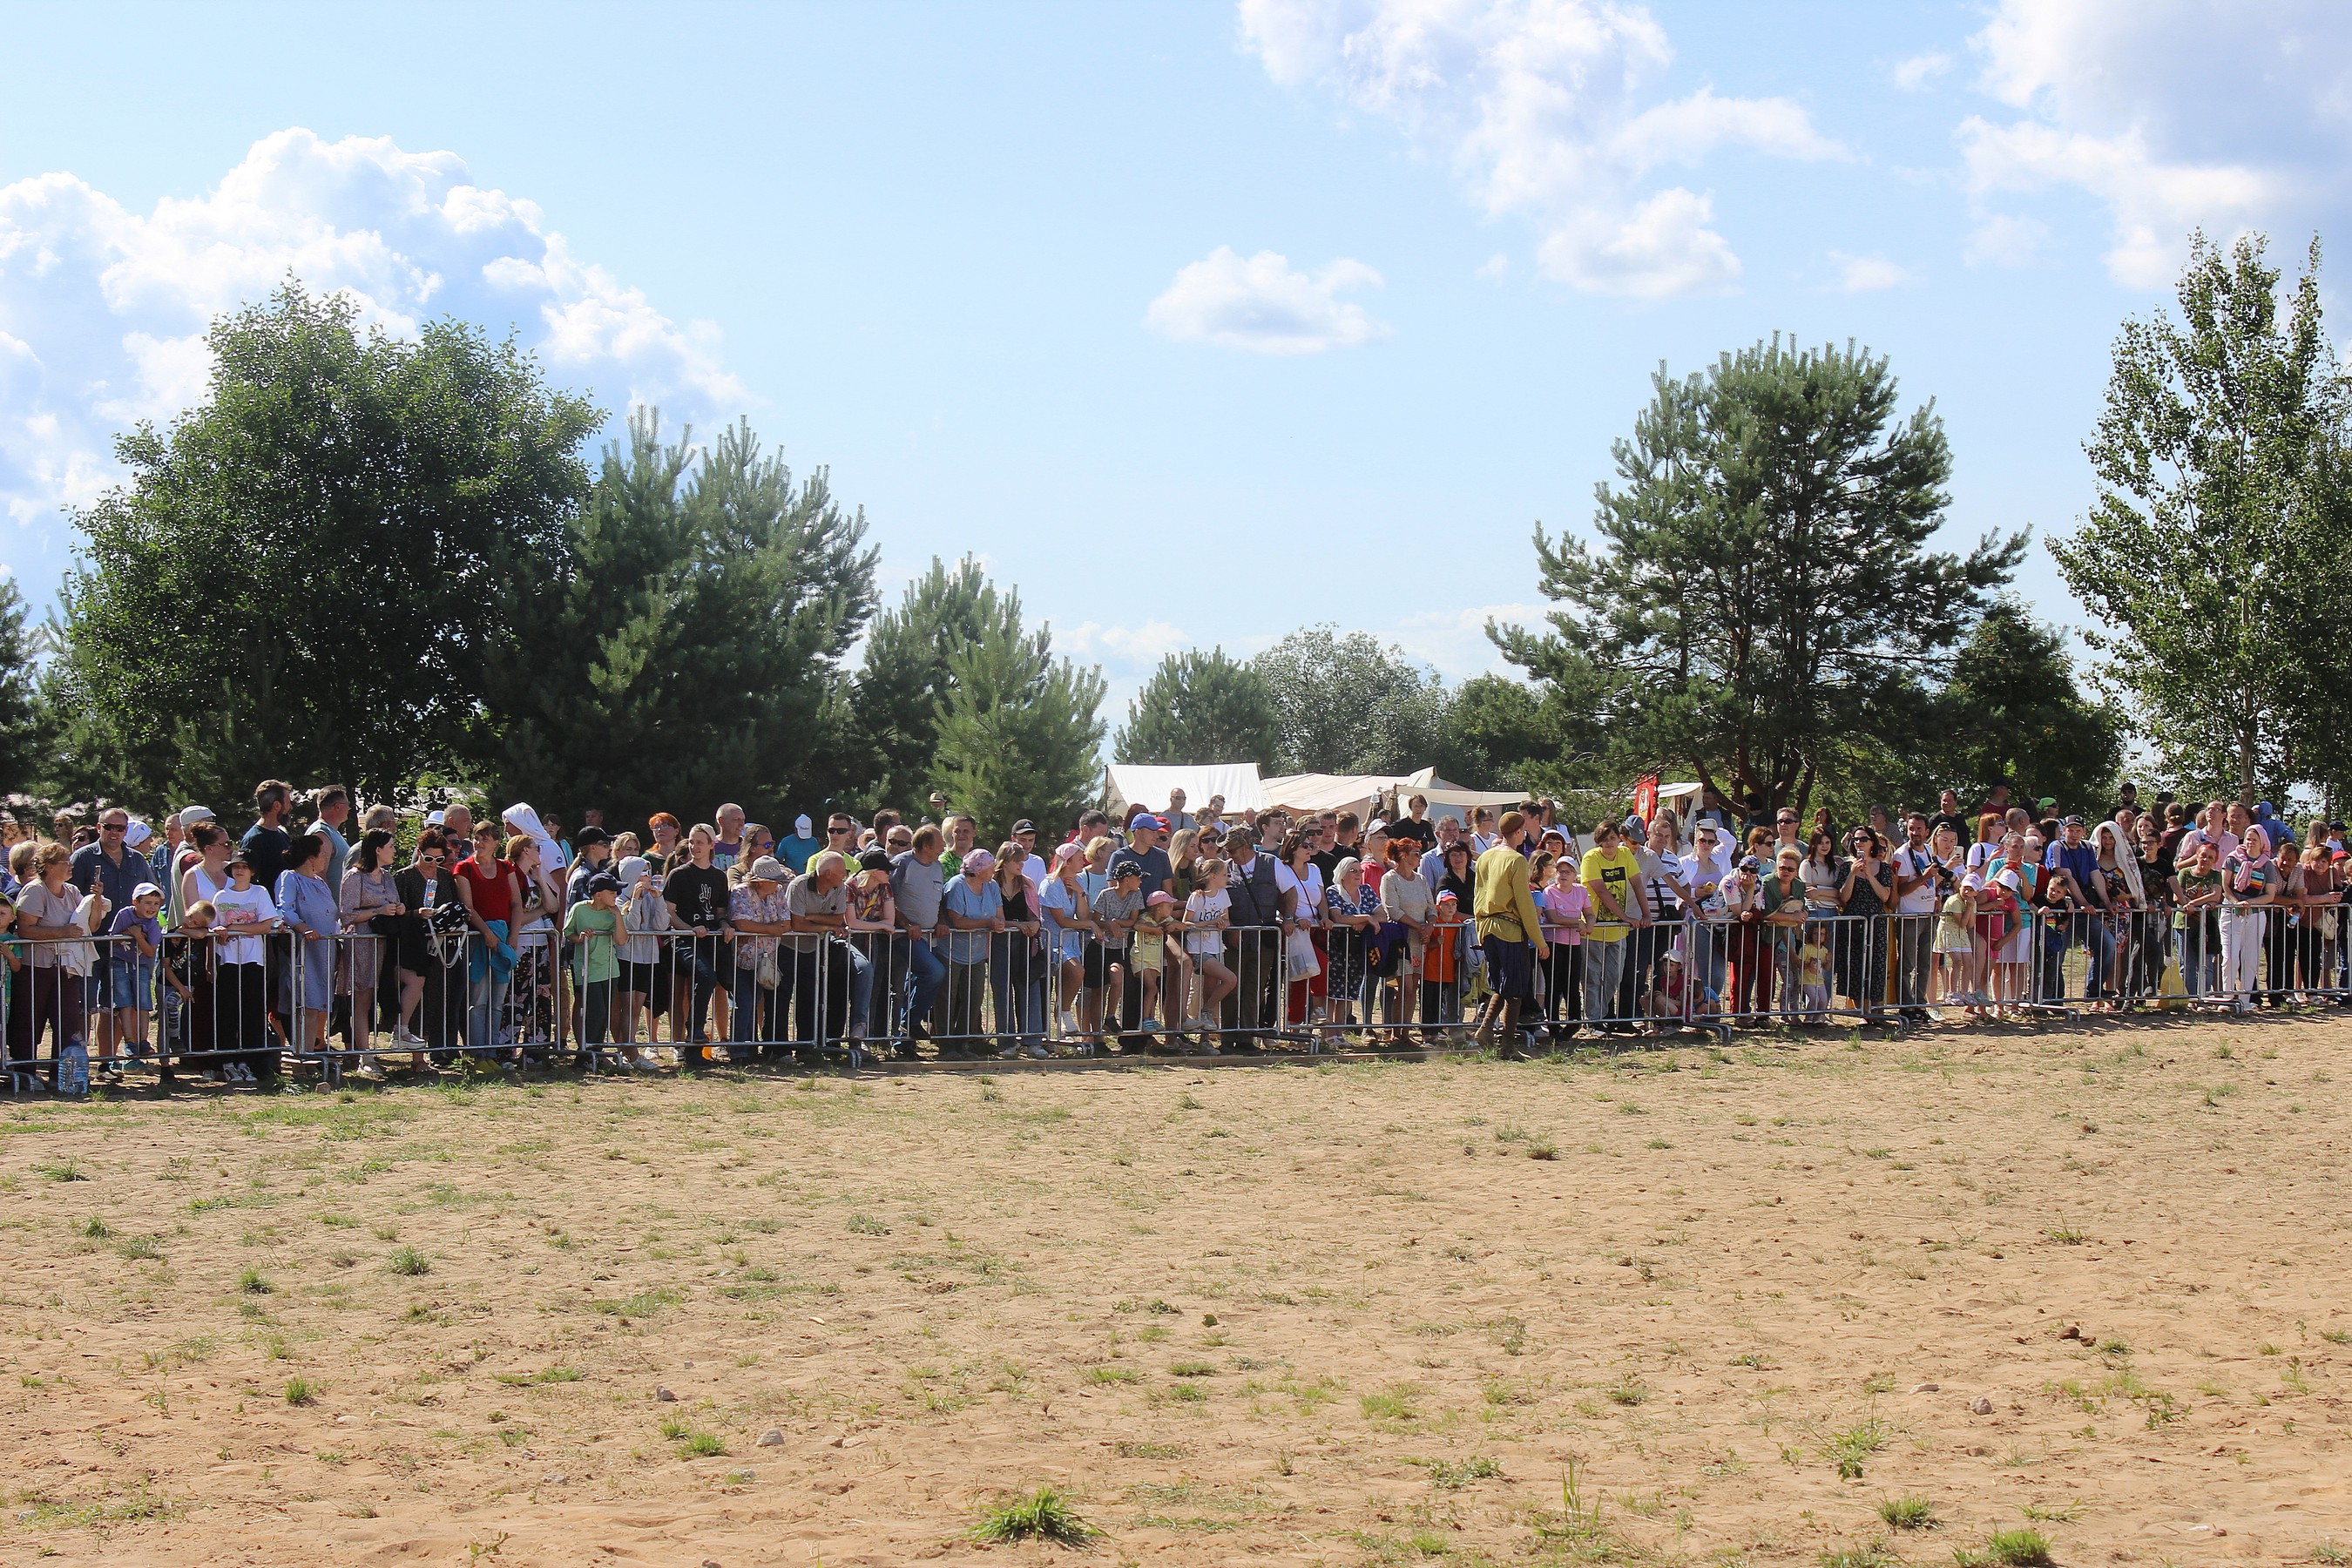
[3,1016,2349,1566]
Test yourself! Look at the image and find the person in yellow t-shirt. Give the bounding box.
[1578,821,1642,1028]
[1470,811,1550,1059]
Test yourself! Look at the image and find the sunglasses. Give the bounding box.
[828,826,854,835]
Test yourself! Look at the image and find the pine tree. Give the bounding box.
[845,558,1017,814]
[1112,648,1279,767]
[477,411,876,828]
[931,612,1107,841]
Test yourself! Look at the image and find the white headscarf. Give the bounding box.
[2092,821,2143,903]
[500,803,564,889]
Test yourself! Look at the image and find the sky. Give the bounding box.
[4,0,2349,726]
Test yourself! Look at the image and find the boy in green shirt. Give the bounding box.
[564,872,624,1054]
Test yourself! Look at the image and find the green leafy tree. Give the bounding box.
[1934,599,2123,811]
[476,411,877,827]
[57,282,598,809]
[1429,671,1613,794]
[1495,336,2023,818]
[931,611,1107,841]
[0,580,44,793]
[2051,232,2352,804]
[847,558,1012,814]
[1112,647,1279,767]
[1252,625,1450,775]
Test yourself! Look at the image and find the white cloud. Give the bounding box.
[1392,602,1549,679]
[1891,52,1951,91]
[1060,618,1193,666]
[1827,250,1915,292]
[1958,0,2352,287]
[1145,247,1389,355]
[0,128,744,581]
[1476,252,1511,280]
[1963,211,2046,268]
[1238,0,1842,299]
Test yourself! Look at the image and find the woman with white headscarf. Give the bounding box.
[2218,823,2275,1016]
[2090,820,2146,1005]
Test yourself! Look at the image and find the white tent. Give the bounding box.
[1259,771,1523,825]
[1103,763,1267,815]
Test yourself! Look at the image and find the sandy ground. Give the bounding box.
[3,1015,2350,1567]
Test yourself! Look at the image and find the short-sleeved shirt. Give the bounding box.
[941,875,1004,963]
[1091,884,1146,943]
[1108,842,1173,893]
[239,823,293,890]
[1388,818,1436,851]
[1274,862,1325,924]
[664,863,733,932]
[774,833,822,875]
[69,843,147,911]
[1578,845,1641,941]
[1538,882,1590,944]
[213,883,278,965]
[454,855,516,924]
[729,882,791,962]
[785,873,848,953]
[889,853,946,932]
[563,902,620,983]
[108,906,163,956]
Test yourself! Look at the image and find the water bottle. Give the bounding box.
[58,1042,90,1098]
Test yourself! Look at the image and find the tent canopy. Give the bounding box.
[1259,771,1523,825]
[1104,763,1267,815]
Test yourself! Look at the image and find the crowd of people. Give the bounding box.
[1,774,2343,1092]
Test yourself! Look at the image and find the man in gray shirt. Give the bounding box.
[889,827,948,1051]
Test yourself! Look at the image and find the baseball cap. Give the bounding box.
[1112,859,1142,880]
[747,856,788,883]
[1146,890,1175,906]
[2036,795,2058,809]
[2062,814,2085,828]
[1053,842,1085,864]
[1131,814,1166,834]
[124,821,152,849]
[574,826,611,848]
[586,872,625,896]
[962,848,997,875]
[426,809,445,827]
[179,804,215,826]
[1011,819,1037,834]
[856,847,891,872]
[132,882,163,900]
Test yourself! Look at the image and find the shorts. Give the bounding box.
[1083,940,1127,989]
[618,959,657,997]
[1131,939,1165,972]
[101,957,156,1009]
[1479,935,1535,1001]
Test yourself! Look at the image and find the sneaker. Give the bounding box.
[1058,1010,1078,1036]
[1024,1044,1051,1059]
[996,1046,1020,1060]
[1137,1014,1159,1032]
[204,1067,225,1083]
[393,1024,424,1047]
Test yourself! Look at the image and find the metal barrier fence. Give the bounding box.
[3,896,2346,1092]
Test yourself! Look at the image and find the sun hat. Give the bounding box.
[747,856,788,884]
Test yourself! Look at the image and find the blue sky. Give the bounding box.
[4,1,2346,720]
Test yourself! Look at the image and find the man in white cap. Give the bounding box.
[776,814,822,875]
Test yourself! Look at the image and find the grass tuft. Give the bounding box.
[968,1484,1104,1545]
[1954,1528,2054,1567]
[1876,1494,1937,1530]
[386,1247,431,1276]
[284,1375,316,1405]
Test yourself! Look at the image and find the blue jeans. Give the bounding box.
[729,963,787,1048]
[467,970,510,1052]
[848,943,874,1033]
[903,936,945,1035]
[1689,923,1727,1005]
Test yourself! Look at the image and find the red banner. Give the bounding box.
[1632,773,1659,823]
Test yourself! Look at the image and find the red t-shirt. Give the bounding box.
[455,855,514,923]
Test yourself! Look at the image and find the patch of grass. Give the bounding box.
[1730,1352,1777,1369]
[1169,1360,1217,1377]
[1422,1454,1503,1489]
[78,1215,112,1239]
[1113,1439,1188,1459]
[1953,1528,2053,1567]
[494,1366,585,1387]
[1085,1365,1141,1385]
[385,1247,431,1276]
[1876,1495,1937,1530]
[1820,1545,1902,1568]
[37,1159,90,1182]
[284,1376,316,1405]
[847,1213,889,1236]
[2017,1501,2082,1523]
[1360,1385,1420,1422]
[1821,1415,1889,1480]
[1605,1375,1649,1406]
[1528,1138,1559,1159]
[968,1484,1104,1545]
[236,1267,274,1294]
[2040,1224,2089,1246]
[117,1233,164,1260]
[590,1286,682,1317]
[2311,1542,2350,1566]
[674,1429,727,1458]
